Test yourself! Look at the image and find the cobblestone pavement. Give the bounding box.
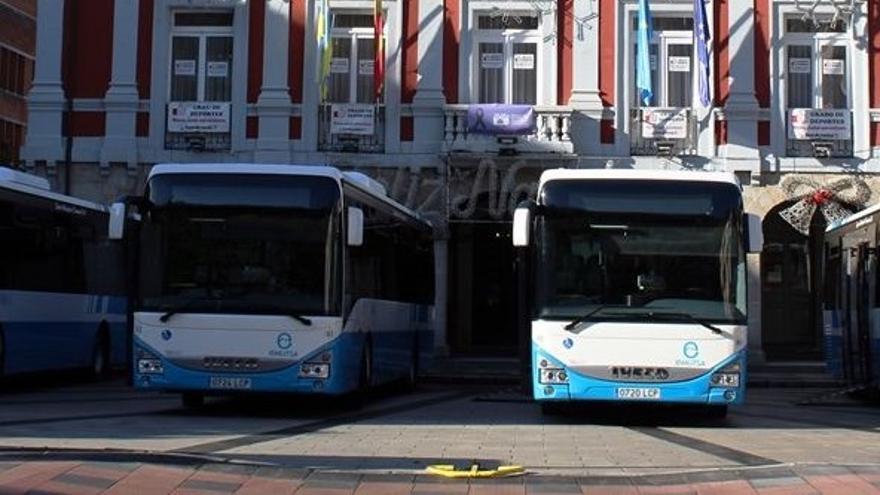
[0,377,877,493]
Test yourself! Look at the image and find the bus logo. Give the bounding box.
[563,338,574,349]
[161,329,173,341]
[683,341,699,359]
[277,333,293,350]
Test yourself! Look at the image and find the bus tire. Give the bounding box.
[182,392,205,409]
[91,326,110,380]
[541,402,564,415]
[706,405,728,419]
[0,325,5,378]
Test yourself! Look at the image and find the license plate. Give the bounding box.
[209,377,252,390]
[616,387,661,400]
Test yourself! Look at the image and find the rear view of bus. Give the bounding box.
[513,170,763,417]
[128,164,434,406]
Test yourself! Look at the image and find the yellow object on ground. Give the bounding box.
[425,463,526,478]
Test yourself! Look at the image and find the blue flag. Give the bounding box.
[694,0,712,107]
[636,0,653,106]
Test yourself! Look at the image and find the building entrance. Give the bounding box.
[448,221,517,355]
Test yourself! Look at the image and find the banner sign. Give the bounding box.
[641,109,688,139]
[788,109,850,140]
[466,104,536,136]
[330,104,375,135]
[167,102,230,133]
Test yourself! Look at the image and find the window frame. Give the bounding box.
[782,17,852,111]
[327,11,386,104]
[167,11,234,103]
[471,11,543,105]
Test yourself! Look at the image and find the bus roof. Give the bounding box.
[0,167,108,213]
[538,169,741,191]
[825,202,880,233]
[147,163,429,226]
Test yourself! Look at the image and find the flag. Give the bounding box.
[694,0,712,107]
[374,0,385,102]
[636,0,654,106]
[315,0,332,98]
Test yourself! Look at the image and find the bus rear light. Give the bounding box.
[138,359,164,374]
[299,363,330,379]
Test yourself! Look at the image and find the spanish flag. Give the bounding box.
[374,0,385,102]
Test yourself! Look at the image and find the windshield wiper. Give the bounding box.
[159,299,312,326]
[159,297,212,323]
[564,305,623,331]
[635,311,725,335]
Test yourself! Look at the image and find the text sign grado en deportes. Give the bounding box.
[641,109,689,139]
[788,109,851,140]
[330,104,375,135]
[167,102,230,133]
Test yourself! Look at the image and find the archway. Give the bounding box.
[761,201,826,360]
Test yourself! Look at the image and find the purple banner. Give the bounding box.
[466,104,536,136]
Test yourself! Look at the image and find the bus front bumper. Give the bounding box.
[533,349,746,405]
[132,335,364,396]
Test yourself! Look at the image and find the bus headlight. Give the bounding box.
[539,368,569,384]
[299,363,330,379]
[137,359,164,374]
[710,362,741,388]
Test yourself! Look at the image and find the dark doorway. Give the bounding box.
[448,221,517,355]
[761,203,825,360]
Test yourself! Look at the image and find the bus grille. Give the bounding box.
[202,357,260,371]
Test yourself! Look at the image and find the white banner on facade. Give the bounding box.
[330,58,350,74]
[822,59,845,76]
[668,56,691,72]
[481,53,504,69]
[359,60,375,75]
[641,109,689,139]
[174,59,196,76]
[207,61,228,78]
[788,109,850,140]
[167,102,230,133]
[513,54,535,70]
[789,58,811,74]
[330,104,375,135]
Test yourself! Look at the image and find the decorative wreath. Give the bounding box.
[778,175,872,235]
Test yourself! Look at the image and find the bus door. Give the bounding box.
[843,229,875,385]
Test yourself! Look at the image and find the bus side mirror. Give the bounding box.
[513,207,531,247]
[108,202,126,240]
[745,213,763,253]
[347,207,364,247]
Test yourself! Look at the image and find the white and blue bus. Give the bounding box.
[823,204,880,389]
[0,167,128,378]
[120,164,434,406]
[512,170,763,417]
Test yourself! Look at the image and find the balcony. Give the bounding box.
[318,104,385,153]
[630,107,696,156]
[442,105,573,154]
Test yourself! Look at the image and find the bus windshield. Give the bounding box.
[138,174,342,317]
[536,180,746,324]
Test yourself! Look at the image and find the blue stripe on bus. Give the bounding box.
[2,320,127,375]
[532,345,746,405]
[133,328,430,396]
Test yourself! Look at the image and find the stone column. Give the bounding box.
[21,0,67,164]
[102,0,141,174]
[412,0,446,152]
[568,0,604,155]
[723,0,760,172]
[747,253,765,363]
[255,0,292,162]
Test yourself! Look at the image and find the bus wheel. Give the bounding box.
[182,392,205,409]
[706,405,728,419]
[91,330,110,379]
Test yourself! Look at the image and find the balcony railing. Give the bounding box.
[442,105,573,154]
[630,107,696,156]
[318,104,385,153]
